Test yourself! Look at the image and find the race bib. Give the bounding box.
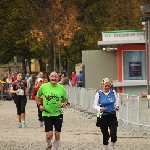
[17,89,24,96]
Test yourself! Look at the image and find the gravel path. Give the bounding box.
[0,100,150,150]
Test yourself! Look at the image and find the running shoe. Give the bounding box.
[46,145,52,150]
[18,123,22,128]
[22,121,27,127]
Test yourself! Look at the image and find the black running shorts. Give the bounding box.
[43,114,63,132]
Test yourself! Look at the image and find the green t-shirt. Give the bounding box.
[37,82,68,117]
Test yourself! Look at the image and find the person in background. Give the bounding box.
[93,78,119,150]
[25,73,30,81]
[6,74,12,84]
[43,74,48,83]
[59,72,69,85]
[59,71,70,122]
[10,72,28,128]
[36,71,68,150]
[6,74,12,90]
[70,71,78,86]
[32,77,44,127]
[46,74,50,82]
[58,73,61,82]
[3,73,12,100]
[35,72,44,86]
[11,73,14,81]
[12,72,17,82]
[3,73,8,82]
[77,71,83,87]
[27,74,36,100]
[140,92,150,99]
[37,72,44,78]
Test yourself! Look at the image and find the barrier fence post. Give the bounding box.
[137,96,140,126]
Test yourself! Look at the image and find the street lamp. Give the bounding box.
[141,4,150,94]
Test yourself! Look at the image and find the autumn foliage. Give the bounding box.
[0,0,149,71]
[37,0,79,47]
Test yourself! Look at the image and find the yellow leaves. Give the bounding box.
[57,37,71,46]
[64,32,74,39]
[50,2,80,47]
[55,0,62,9]
[36,0,81,50]
[54,24,61,30]
[30,29,44,41]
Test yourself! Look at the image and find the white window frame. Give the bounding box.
[122,50,146,82]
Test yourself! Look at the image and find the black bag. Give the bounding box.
[96,117,101,127]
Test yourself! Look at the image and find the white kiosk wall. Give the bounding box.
[82,50,117,90]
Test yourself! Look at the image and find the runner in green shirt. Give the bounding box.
[37,71,68,150]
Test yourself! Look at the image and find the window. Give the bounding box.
[123,51,146,80]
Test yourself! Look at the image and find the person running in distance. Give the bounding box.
[35,72,44,87]
[32,77,44,127]
[10,72,28,128]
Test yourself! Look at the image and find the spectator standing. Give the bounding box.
[6,74,12,84]
[12,72,17,82]
[59,72,69,85]
[141,92,150,99]
[25,73,30,80]
[27,74,36,100]
[70,71,78,86]
[3,73,8,82]
[77,71,83,87]
[6,74,12,90]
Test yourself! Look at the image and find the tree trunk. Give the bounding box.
[38,57,43,71]
[49,43,54,72]
[22,57,26,74]
[28,59,31,73]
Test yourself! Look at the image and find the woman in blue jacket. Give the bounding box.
[93,78,119,150]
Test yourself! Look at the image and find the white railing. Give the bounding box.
[65,86,150,138]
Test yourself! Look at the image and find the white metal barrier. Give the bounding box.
[64,86,150,138]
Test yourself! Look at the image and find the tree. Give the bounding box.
[67,0,149,54]
[101,0,149,31]
[0,0,149,73]
[0,0,42,68]
[36,0,80,72]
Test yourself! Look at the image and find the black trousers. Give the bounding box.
[15,96,27,115]
[37,104,43,122]
[98,115,118,145]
